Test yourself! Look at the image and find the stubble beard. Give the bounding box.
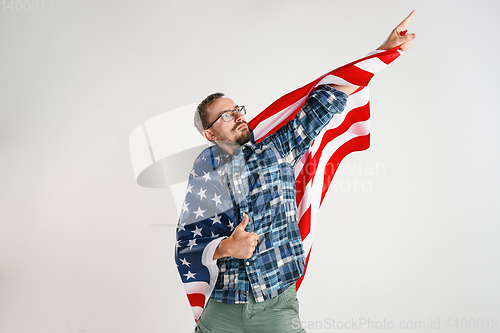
[233,121,251,146]
[216,122,251,147]
[235,128,251,146]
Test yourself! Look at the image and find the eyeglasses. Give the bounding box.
[205,106,246,129]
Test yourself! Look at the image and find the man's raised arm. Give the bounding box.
[331,10,417,96]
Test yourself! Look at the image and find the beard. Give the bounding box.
[234,127,251,146]
[214,122,251,146]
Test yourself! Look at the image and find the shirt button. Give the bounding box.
[238,190,241,194]
[246,261,250,266]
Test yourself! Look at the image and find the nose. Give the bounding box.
[233,111,244,123]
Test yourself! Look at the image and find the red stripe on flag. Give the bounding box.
[334,66,374,86]
[309,102,370,166]
[295,247,312,290]
[248,47,401,142]
[330,45,401,71]
[187,293,206,308]
[295,101,371,204]
[325,102,370,139]
[249,81,317,137]
[377,46,402,64]
[321,135,370,204]
[298,206,311,239]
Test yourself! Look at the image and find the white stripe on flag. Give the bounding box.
[301,120,370,254]
[318,74,355,87]
[253,96,308,140]
[309,92,370,160]
[184,281,211,294]
[354,57,388,74]
[192,307,204,320]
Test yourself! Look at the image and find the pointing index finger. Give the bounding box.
[397,9,416,31]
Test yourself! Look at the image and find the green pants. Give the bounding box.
[195,284,306,332]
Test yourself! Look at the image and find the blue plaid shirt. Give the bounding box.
[209,85,348,304]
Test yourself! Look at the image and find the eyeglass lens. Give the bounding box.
[221,106,244,122]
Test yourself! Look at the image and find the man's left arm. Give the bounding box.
[263,84,348,167]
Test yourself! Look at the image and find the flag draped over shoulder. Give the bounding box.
[249,46,403,289]
[175,46,403,321]
[175,146,237,321]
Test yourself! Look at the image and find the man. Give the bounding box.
[176,11,416,332]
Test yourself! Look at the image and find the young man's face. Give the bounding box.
[203,96,251,146]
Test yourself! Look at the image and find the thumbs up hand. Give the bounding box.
[213,214,259,260]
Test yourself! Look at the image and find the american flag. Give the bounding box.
[175,45,403,321]
[175,148,238,320]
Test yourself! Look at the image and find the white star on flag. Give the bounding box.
[181,201,190,213]
[191,225,203,238]
[211,193,222,206]
[180,258,191,267]
[187,239,197,250]
[177,222,186,232]
[185,184,194,194]
[228,221,234,231]
[197,188,207,200]
[190,170,197,178]
[193,207,206,218]
[202,171,211,182]
[210,214,222,225]
[184,271,196,280]
[211,232,220,237]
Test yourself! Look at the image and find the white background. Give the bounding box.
[1,1,499,332]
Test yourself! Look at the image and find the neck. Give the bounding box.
[216,140,241,155]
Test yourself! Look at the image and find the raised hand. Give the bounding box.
[213,214,259,260]
[377,10,417,51]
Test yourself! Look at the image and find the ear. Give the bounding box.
[203,129,217,141]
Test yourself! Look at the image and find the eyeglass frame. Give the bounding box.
[205,106,246,130]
